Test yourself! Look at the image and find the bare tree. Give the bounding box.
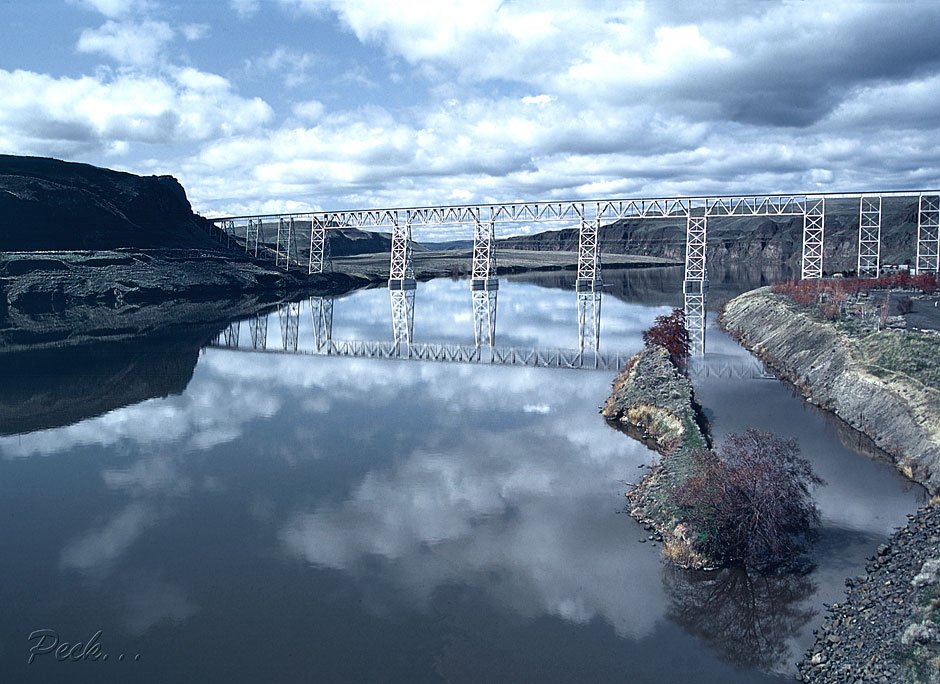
[671,429,824,570]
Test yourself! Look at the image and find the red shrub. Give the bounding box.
[642,308,690,368]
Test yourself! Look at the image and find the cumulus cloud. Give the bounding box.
[69,0,149,18]
[77,20,175,65]
[0,67,273,158]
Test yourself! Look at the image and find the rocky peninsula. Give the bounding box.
[603,344,713,568]
[720,285,940,683]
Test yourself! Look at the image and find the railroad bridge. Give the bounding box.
[211,191,940,356]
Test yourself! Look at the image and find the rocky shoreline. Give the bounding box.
[720,287,940,683]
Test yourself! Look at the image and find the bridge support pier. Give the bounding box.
[389,218,415,290]
[916,194,940,274]
[220,321,240,347]
[249,313,267,350]
[857,196,882,278]
[276,218,298,271]
[309,218,330,274]
[576,214,602,292]
[684,215,708,356]
[801,198,825,279]
[390,286,415,356]
[471,217,498,292]
[278,301,300,351]
[311,296,334,351]
[246,218,264,257]
[472,289,497,352]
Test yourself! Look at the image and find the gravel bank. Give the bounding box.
[797,504,940,683]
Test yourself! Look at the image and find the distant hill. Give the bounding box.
[0,155,225,252]
[497,198,921,273]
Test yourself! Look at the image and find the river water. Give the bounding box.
[0,267,924,683]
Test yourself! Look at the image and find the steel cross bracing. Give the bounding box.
[278,301,300,351]
[220,320,239,347]
[390,288,415,349]
[576,214,602,290]
[310,296,334,350]
[388,218,415,288]
[249,314,268,350]
[801,198,825,280]
[917,195,940,274]
[684,215,707,281]
[472,290,497,349]
[684,280,707,357]
[275,218,299,271]
[471,217,498,289]
[577,290,602,357]
[213,189,940,284]
[245,218,263,257]
[858,196,882,278]
[308,218,330,274]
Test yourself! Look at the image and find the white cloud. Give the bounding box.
[77,20,175,66]
[181,23,210,41]
[291,99,325,121]
[0,67,274,158]
[244,46,320,88]
[230,0,260,19]
[70,0,148,18]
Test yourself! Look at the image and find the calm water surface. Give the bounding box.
[0,269,924,683]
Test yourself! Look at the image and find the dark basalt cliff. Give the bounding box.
[0,154,222,251]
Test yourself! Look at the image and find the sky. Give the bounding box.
[2,0,940,219]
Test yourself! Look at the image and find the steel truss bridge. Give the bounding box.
[209,295,775,379]
[211,190,940,357]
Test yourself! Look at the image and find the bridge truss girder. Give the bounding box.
[857,196,882,278]
[801,198,825,279]
[917,195,940,274]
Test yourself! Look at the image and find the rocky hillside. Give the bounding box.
[0,154,228,251]
[499,198,920,273]
[720,287,940,494]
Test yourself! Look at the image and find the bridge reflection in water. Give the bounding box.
[211,281,773,379]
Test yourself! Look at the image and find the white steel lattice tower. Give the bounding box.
[471,215,498,291]
[221,321,240,347]
[801,198,825,279]
[577,289,602,356]
[390,288,415,354]
[310,296,334,351]
[246,218,263,257]
[276,218,298,271]
[857,196,882,278]
[278,301,300,351]
[388,218,415,288]
[472,289,497,350]
[576,212,602,291]
[308,218,330,274]
[917,194,940,274]
[683,215,708,356]
[249,313,267,350]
